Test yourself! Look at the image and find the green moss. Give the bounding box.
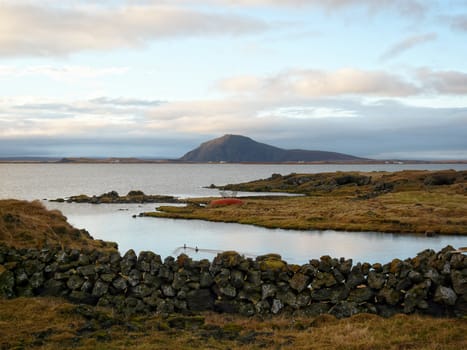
[259,258,286,272]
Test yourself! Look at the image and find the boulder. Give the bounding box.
[451,269,467,295]
[230,270,244,289]
[337,259,353,277]
[112,277,128,291]
[311,285,348,303]
[0,267,15,298]
[301,303,331,317]
[92,280,109,297]
[120,249,137,274]
[15,269,29,285]
[131,284,153,298]
[403,281,431,313]
[254,300,271,314]
[172,272,188,290]
[137,251,158,272]
[77,265,96,277]
[30,271,45,289]
[377,287,401,306]
[346,264,366,289]
[348,287,374,303]
[367,271,385,289]
[186,289,214,311]
[434,286,457,306]
[257,254,286,272]
[329,301,360,318]
[66,275,85,290]
[238,302,256,317]
[289,272,309,293]
[219,284,237,298]
[41,279,66,297]
[199,271,214,288]
[261,283,277,300]
[213,251,243,268]
[100,273,116,283]
[161,284,176,297]
[312,271,337,289]
[271,299,283,314]
[247,270,262,286]
[277,290,298,308]
[127,269,141,287]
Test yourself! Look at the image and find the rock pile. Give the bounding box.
[0,245,465,318]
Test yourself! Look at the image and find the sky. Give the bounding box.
[0,0,466,160]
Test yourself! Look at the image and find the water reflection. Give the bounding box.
[47,202,467,265]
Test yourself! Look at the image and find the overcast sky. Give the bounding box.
[0,0,466,159]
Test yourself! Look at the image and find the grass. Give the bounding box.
[0,297,466,349]
[148,170,467,235]
[0,199,117,251]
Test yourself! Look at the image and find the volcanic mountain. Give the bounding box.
[179,135,365,162]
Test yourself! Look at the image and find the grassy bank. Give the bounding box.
[1,297,466,350]
[0,199,117,251]
[148,170,467,235]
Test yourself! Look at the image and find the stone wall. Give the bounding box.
[0,244,465,318]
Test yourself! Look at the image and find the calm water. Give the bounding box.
[2,163,467,264]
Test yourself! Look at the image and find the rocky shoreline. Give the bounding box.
[51,190,185,204]
[1,245,465,318]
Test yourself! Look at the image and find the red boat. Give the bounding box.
[210,198,244,207]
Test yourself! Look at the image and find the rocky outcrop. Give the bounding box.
[0,245,465,318]
[51,190,183,204]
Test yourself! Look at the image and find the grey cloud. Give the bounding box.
[254,101,467,159]
[219,68,421,97]
[380,33,437,61]
[417,68,467,94]
[445,14,467,32]
[0,4,267,56]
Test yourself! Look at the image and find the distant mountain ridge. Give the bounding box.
[179,134,365,162]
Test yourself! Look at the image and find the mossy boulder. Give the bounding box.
[213,251,243,267]
[257,254,287,272]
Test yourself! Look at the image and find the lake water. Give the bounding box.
[1,163,467,264]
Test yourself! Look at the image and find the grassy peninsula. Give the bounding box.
[146,170,467,235]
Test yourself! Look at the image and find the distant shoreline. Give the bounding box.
[1,158,466,164]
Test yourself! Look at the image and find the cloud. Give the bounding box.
[90,97,166,107]
[257,106,358,119]
[380,33,437,61]
[219,67,467,98]
[0,3,267,56]
[219,68,421,97]
[0,96,165,138]
[445,14,467,32]
[416,68,467,95]
[217,0,429,16]
[0,65,128,82]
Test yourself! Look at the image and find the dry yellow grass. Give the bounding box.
[0,199,117,251]
[0,297,466,349]
[148,170,467,235]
